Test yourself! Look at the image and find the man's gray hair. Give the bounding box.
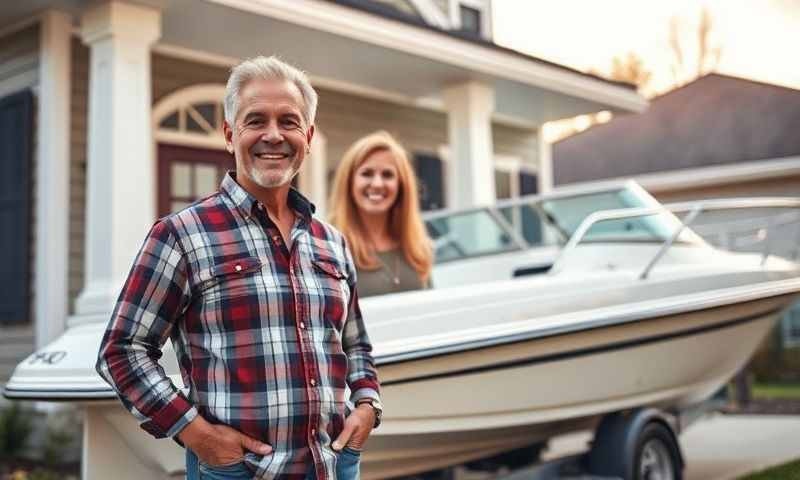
[224,55,318,126]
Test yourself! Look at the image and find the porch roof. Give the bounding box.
[1,0,647,125]
[175,0,646,125]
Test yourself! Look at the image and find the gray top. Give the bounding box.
[357,248,427,298]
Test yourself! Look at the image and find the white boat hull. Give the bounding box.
[61,292,790,479]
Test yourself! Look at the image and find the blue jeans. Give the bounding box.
[186,447,361,480]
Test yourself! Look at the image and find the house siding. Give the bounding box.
[0,25,39,385]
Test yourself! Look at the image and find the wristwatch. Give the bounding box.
[355,398,383,428]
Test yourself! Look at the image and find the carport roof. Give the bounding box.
[553,74,800,185]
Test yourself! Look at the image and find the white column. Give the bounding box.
[73,2,161,324]
[537,125,554,194]
[442,82,496,209]
[35,10,72,347]
[299,130,328,217]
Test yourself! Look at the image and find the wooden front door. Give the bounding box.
[157,144,235,217]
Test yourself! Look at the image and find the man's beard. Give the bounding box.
[248,160,300,188]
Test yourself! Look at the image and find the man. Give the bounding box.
[96,56,382,480]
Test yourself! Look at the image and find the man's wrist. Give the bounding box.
[355,398,382,428]
[177,415,213,448]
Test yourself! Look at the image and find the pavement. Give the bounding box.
[680,414,800,480]
[454,413,800,480]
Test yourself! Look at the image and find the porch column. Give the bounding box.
[537,125,554,194]
[73,2,161,324]
[442,82,495,208]
[35,10,72,347]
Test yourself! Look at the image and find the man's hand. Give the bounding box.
[178,416,272,466]
[332,403,375,451]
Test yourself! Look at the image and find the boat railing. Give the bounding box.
[549,197,800,279]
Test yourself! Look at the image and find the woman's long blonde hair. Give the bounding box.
[329,131,433,283]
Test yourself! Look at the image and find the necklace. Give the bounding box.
[374,251,401,286]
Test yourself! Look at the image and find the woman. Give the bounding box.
[329,131,433,297]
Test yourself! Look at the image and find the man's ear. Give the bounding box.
[223,120,234,154]
[306,124,315,149]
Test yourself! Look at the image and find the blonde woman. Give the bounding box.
[329,131,433,297]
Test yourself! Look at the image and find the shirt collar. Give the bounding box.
[220,171,316,221]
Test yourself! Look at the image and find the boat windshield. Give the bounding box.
[424,183,702,263]
[541,186,702,245]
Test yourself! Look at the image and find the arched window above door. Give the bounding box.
[153,84,227,150]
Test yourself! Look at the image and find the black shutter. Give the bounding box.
[412,152,444,211]
[0,90,34,325]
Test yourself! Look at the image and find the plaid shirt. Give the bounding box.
[96,173,380,480]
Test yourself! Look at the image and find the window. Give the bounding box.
[459,5,482,36]
[412,152,445,211]
[782,303,800,348]
[157,144,234,216]
[449,0,492,40]
[495,159,542,245]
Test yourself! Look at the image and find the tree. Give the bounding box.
[668,7,722,87]
[610,52,653,91]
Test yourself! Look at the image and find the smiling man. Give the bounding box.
[96,56,382,480]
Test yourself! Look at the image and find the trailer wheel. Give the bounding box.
[588,410,683,480]
[634,422,682,480]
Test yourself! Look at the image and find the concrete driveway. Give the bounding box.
[681,414,800,480]
[453,413,800,480]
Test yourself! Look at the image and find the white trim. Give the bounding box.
[152,42,540,129]
[408,0,451,29]
[0,70,39,99]
[34,10,72,348]
[556,156,800,193]
[205,0,646,112]
[155,130,226,150]
[624,156,800,193]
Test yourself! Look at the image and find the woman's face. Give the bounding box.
[351,149,401,217]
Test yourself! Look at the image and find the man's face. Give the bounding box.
[224,78,314,190]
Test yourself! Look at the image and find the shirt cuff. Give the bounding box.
[350,387,380,405]
[139,392,198,439]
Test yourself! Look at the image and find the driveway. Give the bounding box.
[681,414,800,480]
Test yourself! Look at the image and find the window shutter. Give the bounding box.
[0,90,34,325]
[412,152,444,211]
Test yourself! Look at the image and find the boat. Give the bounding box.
[6,182,800,479]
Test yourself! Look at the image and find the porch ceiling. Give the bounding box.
[158,0,645,125]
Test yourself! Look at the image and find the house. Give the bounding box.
[0,0,645,391]
[553,73,800,379]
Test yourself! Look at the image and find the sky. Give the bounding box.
[492,0,800,93]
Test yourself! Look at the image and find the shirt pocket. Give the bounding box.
[200,257,263,300]
[311,257,350,331]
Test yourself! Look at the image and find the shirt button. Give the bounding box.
[234,264,242,272]
[300,322,305,329]
[311,429,316,436]
[310,379,316,386]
